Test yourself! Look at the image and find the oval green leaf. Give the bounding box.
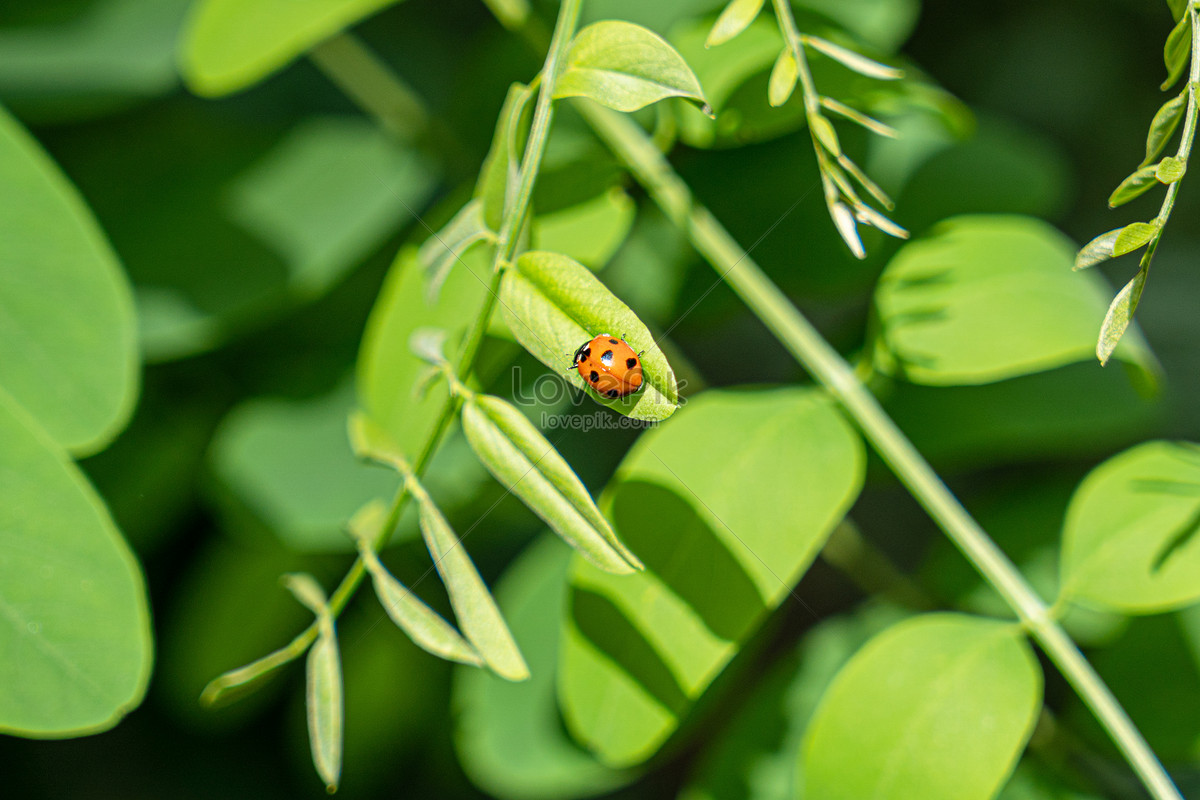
[1112,221,1159,257]
[554,21,708,113]
[463,394,641,573]
[180,0,402,96]
[1074,228,1121,271]
[801,614,1042,800]
[559,387,865,767]
[767,48,798,107]
[706,0,765,48]
[500,250,679,421]
[0,393,151,736]
[1108,163,1159,208]
[349,502,482,666]
[1146,91,1187,165]
[454,536,630,800]
[0,104,137,455]
[874,215,1156,385]
[1060,441,1200,613]
[476,82,533,232]
[1157,155,1186,183]
[413,488,529,681]
[1096,268,1148,366]
[1162,12,1192,91]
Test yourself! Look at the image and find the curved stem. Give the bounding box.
[576,101,1181,800]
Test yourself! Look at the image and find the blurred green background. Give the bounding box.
[2,0,1199,797]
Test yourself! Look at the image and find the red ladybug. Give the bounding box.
[572,334,644,399]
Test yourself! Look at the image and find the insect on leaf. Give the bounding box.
[499,250,679,421]
[554,21,708,113]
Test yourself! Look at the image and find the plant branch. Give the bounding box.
[203,0,584,704]
[575,100,1182,800]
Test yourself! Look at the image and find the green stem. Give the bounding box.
[577,101,1181,800]
[771,0,839,207]
[203,0,584,704]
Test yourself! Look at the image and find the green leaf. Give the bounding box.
[499,250,679,421]
[455,536,630,800]
[810,114,841,155]
[476,82,533,232]
[1074,228,1121,271]
[554,21,708,113]
[358,243,490,456]
[462,394,641,574]
[1112,221,1159,256]
[0,392,151,736]
[284,574,344,794]
[1060,441,1200,613]
[820,96,899,137]
[1108,163,1160,207]
[1096,268,1148,366]
[210,379,399,552]
[0,0,189,121]
[0,104,137,455]
[227,116,436,296]
[801,614,1041,800]
[802,34,904,80]
[531,187,636,270]
[706,0,765,47]
[681,603,906,800]
[1157,155,1186,183]
[413,488,529,681]
[180,0,402,96]
[829,201,864,258]
[767,48,798,107]
[1168,0,1188,22]
[1162,11,1193,91]
[417,199,494,303]
[1144,90,1187,165]
[559,388,865,766]
[349,501,482,666]
[874,215,1157,385]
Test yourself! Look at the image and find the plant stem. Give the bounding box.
[576,101,1182,800]
[1100,3,1200,363]
[203,0,584,704]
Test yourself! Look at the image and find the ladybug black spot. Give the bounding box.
[589,371,599,383]
[583,348,590,359]
[606,389,620,398]
[609,338,619,344]
[626,357,638,368]
[600,350,614,366]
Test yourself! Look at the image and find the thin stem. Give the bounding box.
[309,34,429,141]
[576,101,1182,800]
[771,0,839,206]
[1154,3,1200,228]
[204,0,585,702]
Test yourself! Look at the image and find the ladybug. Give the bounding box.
[572,334,644,399]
